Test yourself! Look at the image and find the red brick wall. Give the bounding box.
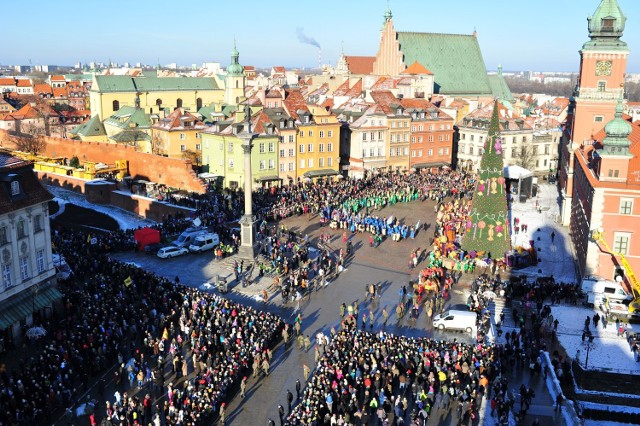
[35,170,194,222]
[37,171,87,193]
[0,130,207,193]
[110,192,195,222]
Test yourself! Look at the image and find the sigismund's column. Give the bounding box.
[237,105,257,260]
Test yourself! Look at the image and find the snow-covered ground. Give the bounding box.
[550,303,640,373]
[47,184,156,231]
[503,183,640,374]
[508,182,577,283]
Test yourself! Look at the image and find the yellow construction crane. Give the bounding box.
[591,229,640,313]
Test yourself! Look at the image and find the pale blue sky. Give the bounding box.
[2,0,639,72]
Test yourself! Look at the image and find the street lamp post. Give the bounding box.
[30,284,39,326]
[583,336,596,369]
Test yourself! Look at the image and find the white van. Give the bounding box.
[189,233,220,253]
[581,277,630,306]
[433,310,477,334]
[173,227,207,249]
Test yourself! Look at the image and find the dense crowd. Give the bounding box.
[0,229,284,426]
[286,318,496,425]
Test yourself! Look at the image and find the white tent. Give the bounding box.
[503,165,533,180]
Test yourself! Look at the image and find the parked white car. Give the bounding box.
[157,246,189,259]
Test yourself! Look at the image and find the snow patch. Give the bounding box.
[48,186,156,231]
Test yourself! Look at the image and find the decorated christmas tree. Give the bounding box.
[461,101,511,258]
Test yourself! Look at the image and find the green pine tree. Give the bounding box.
[461,101,511,258]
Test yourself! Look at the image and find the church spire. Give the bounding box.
[227,39,244,76]
[383,1,392,23]
[585,0,627,50]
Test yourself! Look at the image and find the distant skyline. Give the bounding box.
[2,0,639,73]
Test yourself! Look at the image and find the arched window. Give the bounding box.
[196,98,203,110]
[236,97,240,104]
[176,98,183,108]
[235,80,239,89]
[112,100,120,111]
[156,99,162,107]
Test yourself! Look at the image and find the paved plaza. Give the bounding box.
[107,197,560,425]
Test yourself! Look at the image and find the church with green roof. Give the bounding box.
[372,8,512,99]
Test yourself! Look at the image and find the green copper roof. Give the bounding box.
[602,100,632,156]
[134,77,218,91]
[397,32,492,95]
[584,0,628,51]
[64,73,94,82]
[71,114,106,137]
[93,75,137,92]
[227,44,244,76]
[488,74,514,102]
[93,75,218,93]
[109,130,151,144]
[104,106,151,129]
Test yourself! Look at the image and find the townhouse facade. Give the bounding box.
[0,154,59,346]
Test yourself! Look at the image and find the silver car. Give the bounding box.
[157,246,189,259]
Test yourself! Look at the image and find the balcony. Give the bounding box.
[575,87,624,101]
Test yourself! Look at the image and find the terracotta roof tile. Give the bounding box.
[53,87,67,98]
[50,75,66,81]
[370,90,400,115]
[283,89,309,121]
[16,79,31,87]
[333,79,351,96]
[345,79,363,98]
[34,83,53,95]
[0,78,15,86]
[371,77,398,91]
[401,61,433,75]
[320,98,334,109]
[344,56,375,75]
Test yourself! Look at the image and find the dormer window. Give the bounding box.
[304,115,310,124]
[397,108,402,115]
[10,181,19,196]
[602,18,615,32]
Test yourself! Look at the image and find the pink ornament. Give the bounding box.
[477,221,486,239]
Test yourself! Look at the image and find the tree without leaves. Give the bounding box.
[516,145,536,171]
[182,149,202,169]
[504,77,575,98]
[12,132,47,156]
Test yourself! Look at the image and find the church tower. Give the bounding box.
[560,0,629,224]
[571,0,628,146]
[372,7,404,76]
[225,42,245,106]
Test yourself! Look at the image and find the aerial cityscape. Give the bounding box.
[1,0,640,425]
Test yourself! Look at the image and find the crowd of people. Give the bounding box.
[0,228,284,425]
[286,317,496,425]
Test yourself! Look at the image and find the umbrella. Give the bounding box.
[199,282,214,291]
[25,326,47,340]
[482,290,497,300]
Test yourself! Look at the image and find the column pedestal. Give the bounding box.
[237,213,257,260]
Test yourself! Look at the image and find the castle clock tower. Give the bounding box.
[559,0,628,224]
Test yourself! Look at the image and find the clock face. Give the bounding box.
[595,60,612,76]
